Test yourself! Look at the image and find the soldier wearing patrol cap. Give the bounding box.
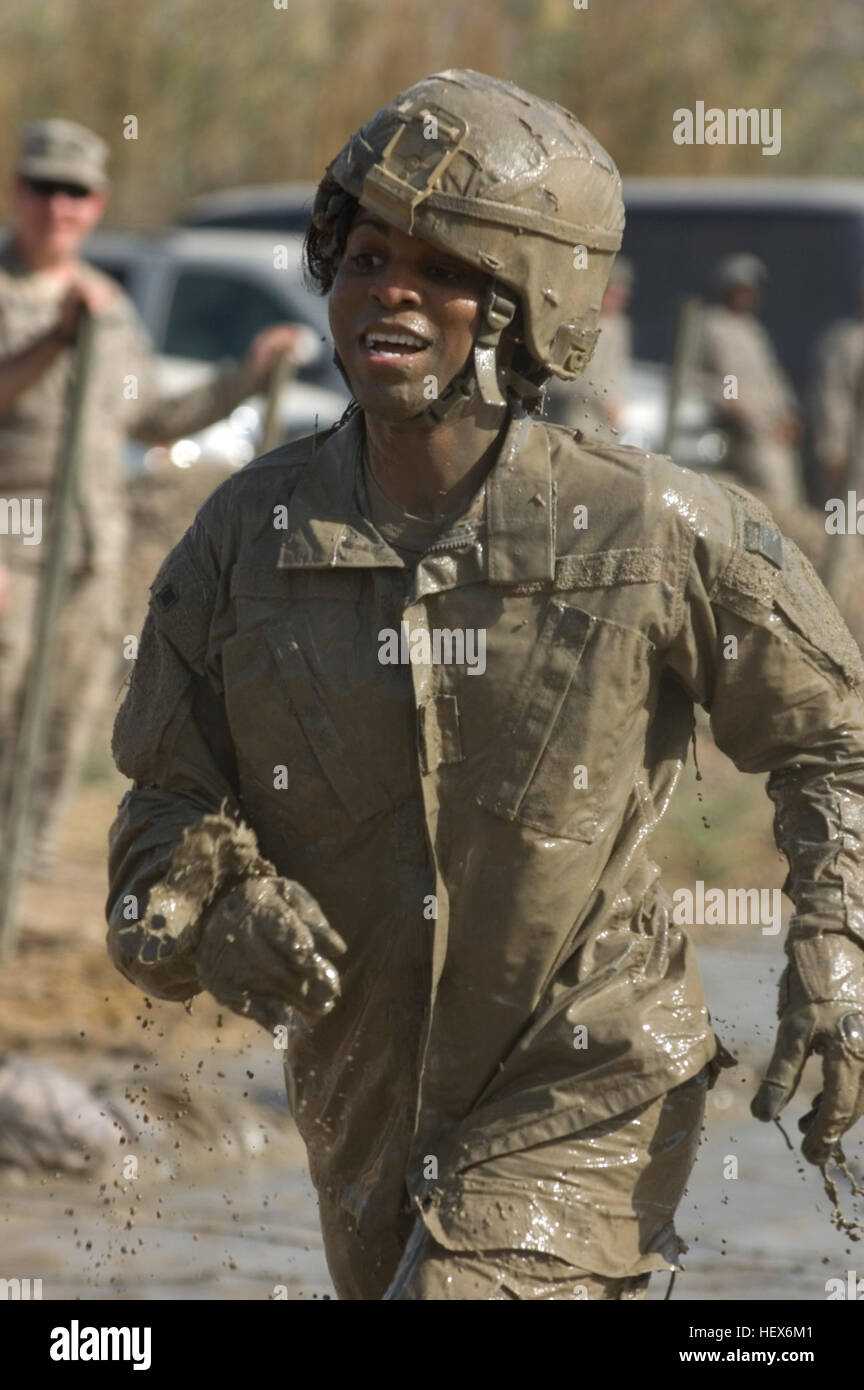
[694,252,804,506]
[0,119,304,875]
[107,71,864,1300]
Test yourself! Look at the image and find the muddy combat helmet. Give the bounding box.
[309,68,625,425]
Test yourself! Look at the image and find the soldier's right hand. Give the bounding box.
[57,276,117,341]
[195,876,346,1032]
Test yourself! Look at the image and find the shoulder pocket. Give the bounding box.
[712,485,864,688]
[773,538,864,689]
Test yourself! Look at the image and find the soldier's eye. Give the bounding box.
[426,262,463,280]
[349,251,383,270]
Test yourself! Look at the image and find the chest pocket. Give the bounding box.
[475,598,654,843]
[223,584,395,846]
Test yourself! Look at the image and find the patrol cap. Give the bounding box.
[711,252,768,292]
[16,119,109,192]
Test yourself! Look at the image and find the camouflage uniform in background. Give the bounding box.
[0,214,261,864]
[693,255,804,508]
[106,71,864,1301]
[807,315,864,495]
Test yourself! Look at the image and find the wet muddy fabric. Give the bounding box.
[359,448,486,561]
[414,1066,709,1282]
[383,1225,651,1301]
[107,405,864,1300]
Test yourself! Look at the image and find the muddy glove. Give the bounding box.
[751,934,864,1164]
[196,876,346,1032]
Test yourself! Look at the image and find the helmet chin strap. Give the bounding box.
[333,282,541,433]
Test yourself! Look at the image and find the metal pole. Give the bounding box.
[258,349,295,454]
[0,309,95,960]
[662,295,702,459]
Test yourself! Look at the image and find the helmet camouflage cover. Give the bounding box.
[309,68,625,421]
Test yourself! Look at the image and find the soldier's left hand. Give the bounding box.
[751,934,864,1164]
[243,324,318,385]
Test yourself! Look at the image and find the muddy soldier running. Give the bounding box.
[107,71,864,1301]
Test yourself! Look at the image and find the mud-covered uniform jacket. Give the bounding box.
[107,406,864,1292]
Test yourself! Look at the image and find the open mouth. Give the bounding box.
[359,329,431,360]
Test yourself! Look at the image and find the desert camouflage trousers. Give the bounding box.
[0,556,119,867]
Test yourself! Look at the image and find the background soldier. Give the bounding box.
[694,252,804,506]
[107,72,864,1301]
[0,118,303,875]
[807,278,864,500]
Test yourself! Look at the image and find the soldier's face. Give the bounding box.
[10,176,107,267]
[727,284,759,313]
[328,208,490,420]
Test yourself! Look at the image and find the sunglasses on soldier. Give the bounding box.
[20,176,93,199]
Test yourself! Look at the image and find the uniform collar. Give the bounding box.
[276,409,401,570]
[276,404,555,583]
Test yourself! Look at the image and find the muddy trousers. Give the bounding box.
[381,1069,709,1301]
[0,562,119,865]
[382,1222,653,1300]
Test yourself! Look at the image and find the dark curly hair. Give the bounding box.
[302,174,360,297]
[301,173,552,414]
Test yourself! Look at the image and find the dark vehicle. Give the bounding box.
[622,178,864,398]
[178,182,318,234]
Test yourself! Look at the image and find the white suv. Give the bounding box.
[82,227,349,469]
